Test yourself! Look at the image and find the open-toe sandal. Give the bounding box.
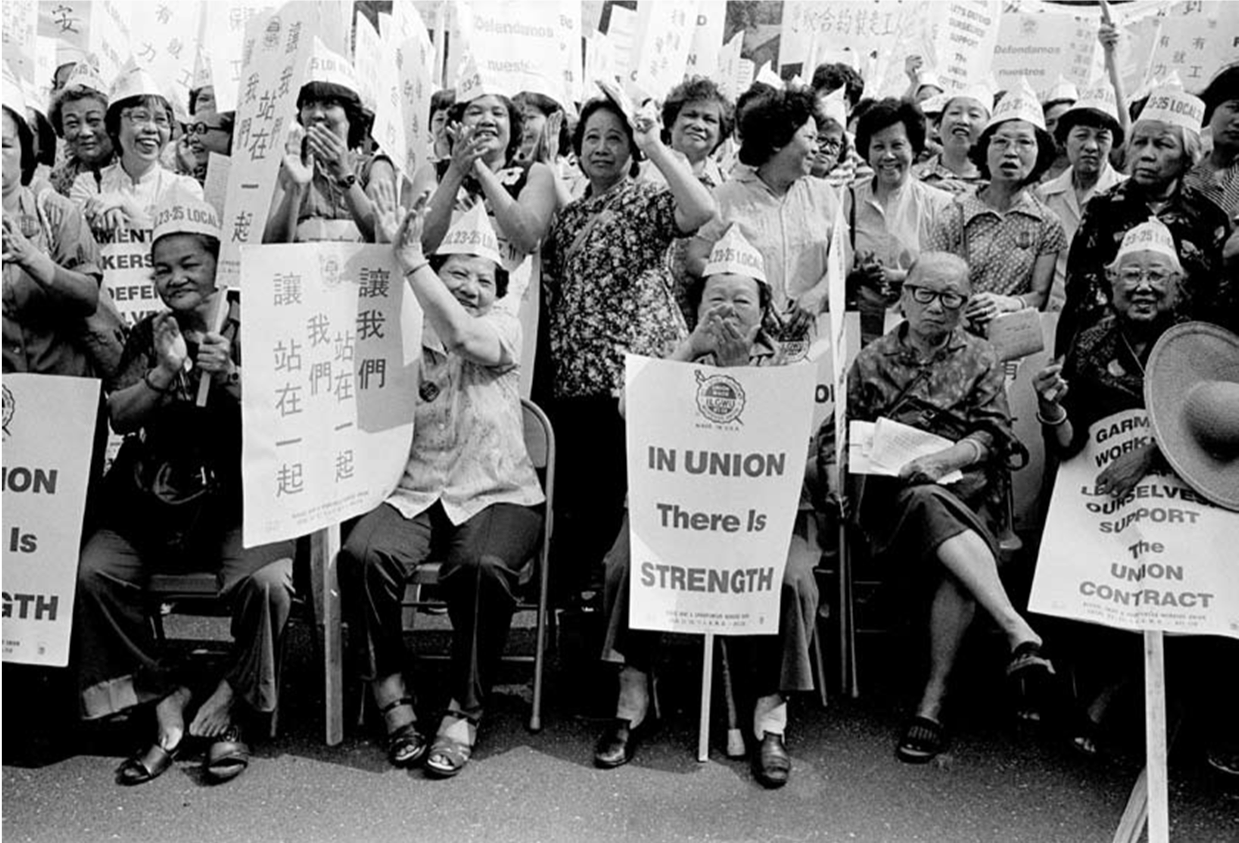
[116,741,180,786]
[896,716,947,764]
[381,698,427,767]
[1006,641,1054,677]
[205,724,250,783]
[425,735,473,779]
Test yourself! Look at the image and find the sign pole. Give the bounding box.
[1142,630,1170,843]
[697,632,715,762]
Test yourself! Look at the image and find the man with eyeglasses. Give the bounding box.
[818,252,1051,764]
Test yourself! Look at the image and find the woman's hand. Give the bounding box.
[197,330,235,383]
[1096,441,1157,500]
[1097,20,1120,53]
[371,178,405,245]
[305,123,353,181]
[152,311,188,375]
[542,111,564,163]
[391,191,431,273]
[631,101,663,156]
[786,286,827,335]
[713,314,759,368]
[1,216,41,268]
[84,192,143,232]
[444,122,489,179]
[899,450,956,485]
[280,122,313,187]
[1033,358,1069,410]
[964,291,1021,326]
[905,55,924,84]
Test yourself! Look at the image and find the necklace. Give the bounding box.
[1117,329,1148,378]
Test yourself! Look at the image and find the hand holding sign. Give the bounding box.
[631,100,663,155]
[1033,357,1069,408]
[1096,441,1159,500]
[197,329,235,385]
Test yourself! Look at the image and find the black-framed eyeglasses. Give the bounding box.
[183,122,228,137]
[905,285,967,309]
[817,137,843,152]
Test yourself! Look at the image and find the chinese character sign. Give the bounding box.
[240,242,421,547]
[2,374,100,667]
[1029,409,1239,639]
[216,3,314,287]
[3,0,39,87]
[393,12,435,177]
[128,0,201,120]
[630,0,698,101]
[354,13,407,173]
[624,355,816,635]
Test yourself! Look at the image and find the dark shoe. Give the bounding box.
[594,718,646,769]
[753,732,790,788]
[380,697,426,768]
[116,741,180,786]
[896,715,946,764]
[204,724,250,783]
[1006,641,1054,677]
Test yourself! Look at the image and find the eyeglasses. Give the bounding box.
[905,285,967,309]
[121,109,171,129]
[817,137,843,152]
[1115,268,1175,288]
[184,122,228,137]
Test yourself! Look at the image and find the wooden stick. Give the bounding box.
[194,287,231,407]
[839,521,859,697]
[311,524,343,746]
[1143,630,1170,843]
[718,638,746,757]
[1113,700,1183,843]
[697,633,715,763]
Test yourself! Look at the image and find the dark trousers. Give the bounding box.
[74,525,295,720]
[340,501,543,716]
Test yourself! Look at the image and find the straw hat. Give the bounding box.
[436,203,504,267]
[1144,322,1239,511]
[152,181,222,245]
[703,225,767,283]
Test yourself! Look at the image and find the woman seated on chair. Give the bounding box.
[74,185,296,786]
[339,189,545,779]
[593,228,821,790]
[818,251,1051,765]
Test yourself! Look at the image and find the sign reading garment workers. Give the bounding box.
[1029,409,1239,639]
[625,354,816,635]
[240,243,421,547]
[2,374,100,667]
[97,225,160,327]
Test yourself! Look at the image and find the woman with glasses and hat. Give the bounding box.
[818,251,1050,765]
[68,64,203,234]
[74,185,296,786]
[265,41,393,244]
[48,63,114,197]
[1057,84,1233,354]
[926,77,1068,333]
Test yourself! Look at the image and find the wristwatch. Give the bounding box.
[335,172,358,190]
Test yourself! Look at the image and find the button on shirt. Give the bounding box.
[386,310,544,526]
[925,188,1068,297]
[1037,163,1125,310]
[695,168,841,311]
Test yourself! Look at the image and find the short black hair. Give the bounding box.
[810,62,864,108]
[49,85,108,137]
[429,252,510,299]
[105,94,174,151]
[3,106,36,185]
[970,120,1058,187]
[683,273,772,325]
[1054,108,1123,150]
[661,76,734,154]
[430,88,455,120]
[152,232,221,263]
[738,87,818,167]
[855,97,927,160]
[28,108,57,169]
[297,81,372,149]
[446,93,524,165]
[572,96,642,177]
[1198,63,1239,123]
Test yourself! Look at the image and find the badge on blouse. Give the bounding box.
[1016,229,1034,249]
[419,381,441,402]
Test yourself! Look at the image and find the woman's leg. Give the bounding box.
[915,575,977,723]
[935,529,1040,651]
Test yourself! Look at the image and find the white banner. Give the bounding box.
[991,11,1098,94]
[934,0,1002,92]
[38,0,132,85]
[630,0,697,100]
[685,0,726,80]
[240,242,421,547]
[217,3,313,286]
[395,22,435,179]
[96,226,160,327]
[1029,408,1239,638]
[455,0,572,107]
[128,0,202,119]
[625,354,816,635]
[2,373,99,667]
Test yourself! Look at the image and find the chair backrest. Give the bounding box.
[521,398,552,471]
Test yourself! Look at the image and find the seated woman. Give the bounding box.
[820,251,1051,764]
[265,42,393,243]
[340,196,545,779]
[1032,219,1186,756]
[74,186,295,786]
[594,228,820,790]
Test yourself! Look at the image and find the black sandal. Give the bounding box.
[381,697,426,767]
[116,741,181,786]
[205,723,250,783]
[896,716,947,764]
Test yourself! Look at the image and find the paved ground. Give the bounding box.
[4,611,1237,843]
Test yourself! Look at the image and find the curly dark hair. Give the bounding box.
[855,97,928,160]
[104,94,174,153]
[738,87,818,167]
[446,93,524,166]
[970,120,1058,187]
[660,76,734,154]
[49,85,108,137]
[296,81,373,149]
[810,62,864,109]
[429,252,510,299]
[572,97,642,177]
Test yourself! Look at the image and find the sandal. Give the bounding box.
[1006,641,1055,677]
[896,716,947,764]
[424,735,472,779]
[116,741,181,786]
[204,724,250,783]
[380,697,426,768]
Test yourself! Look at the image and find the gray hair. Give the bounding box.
[1125,119,1204,175]
[907,251,971,291]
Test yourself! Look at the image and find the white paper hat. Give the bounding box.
[915,70,945,96]
[436,203,504,266]
[152,181,222,244]
[703,225,767,283]
[456,52,512,105]
[919,92,949,117]
[945,83,994,116]
[109,61,168,105]
[1138,85,1205,135]
[2,63,28,128]
[817,85,847,128]
[1061,82,1124,143]
[305,37,363,101]
[1041,76,1079,106]
[1109,218,1182,272]
[755,61,783,89]
[985,76,1045,132]
[62,61,109,97]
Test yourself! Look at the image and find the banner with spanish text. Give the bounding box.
[625,354,816,635]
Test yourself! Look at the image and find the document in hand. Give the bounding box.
[848,418,964,484]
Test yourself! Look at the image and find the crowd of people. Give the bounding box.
[3,8,1237,794]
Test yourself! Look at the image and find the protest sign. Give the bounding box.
[584,30,621,89]
[39,0,131,84]
[2,374,99,667]
[128,0,201,119]
[216,4,313,287]
[96,225,160,327]
[202,1,268,113]
[933,0,1002,91]
[556,0,584,107]
[240,242,421,548]
[630,0,697,100]
[395,24,435,178]
[454,0,571,106]
[716,30,743,100]
[991,10,1098,93]
[781,0,905,71]
[685,0,725,80]
[1029,408,1239,639]
[3,0,38,88]
[204,151,231,218]
[353,13,407,173]
[604,3,636,89]
[1141,0,1239,88]
[625,354,816,636]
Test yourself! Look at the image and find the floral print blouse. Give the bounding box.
[542,177,689,400]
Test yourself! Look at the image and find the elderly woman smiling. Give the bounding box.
[48,64,114,197]
[821,252,1050,764]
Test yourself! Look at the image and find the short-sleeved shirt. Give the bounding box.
[3,186,104,375]
[386,309,544,525]
[1183,158,1239,219]
[69,161,203,223]
[49,154,112,198]
[542,177,689,399]
[695,168,841,311]
[295,153,388,243]
[1036,163,1126,311]
[925,187,1068,297]
[912,154,987,196]
[846,177,953,273]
